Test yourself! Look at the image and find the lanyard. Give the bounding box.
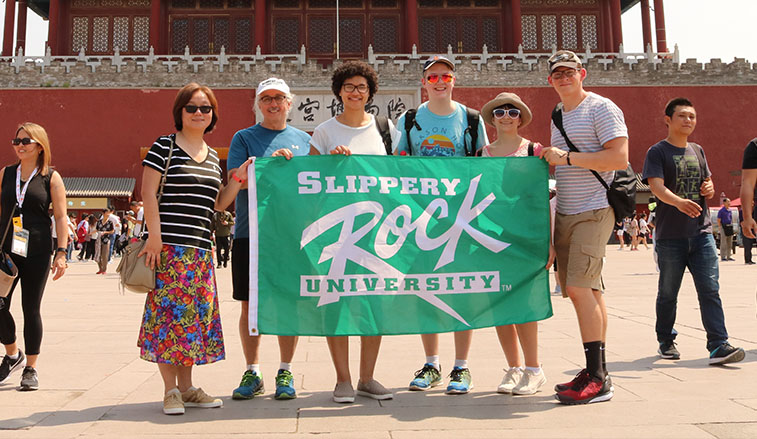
[15,165,39,209]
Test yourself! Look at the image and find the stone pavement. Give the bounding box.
[0,246,756,438]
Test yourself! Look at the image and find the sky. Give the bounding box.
[0,0,755,63]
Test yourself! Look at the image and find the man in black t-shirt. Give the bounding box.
[740,138,757,241]
[641,97,744,366]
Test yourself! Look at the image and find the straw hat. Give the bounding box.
[481,92,533,128]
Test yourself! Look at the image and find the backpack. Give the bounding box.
[403,106,480,156]
[76,222,88,243]
[374,115,394,155]
[551,103,636,221]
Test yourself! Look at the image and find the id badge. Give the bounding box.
[11,228,29,257]
[12,216,22,233]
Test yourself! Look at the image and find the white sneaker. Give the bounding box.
[512,367,546,395]
[497,367,523,394]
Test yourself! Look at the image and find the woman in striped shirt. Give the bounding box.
[137,82,251,415]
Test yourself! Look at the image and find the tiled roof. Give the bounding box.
[63,177,136,198]
[636,174,650,192]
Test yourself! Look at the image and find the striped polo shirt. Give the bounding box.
[142,134,222,251]
[550,92,628,215]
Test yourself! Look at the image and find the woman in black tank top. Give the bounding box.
[0,123,68,391]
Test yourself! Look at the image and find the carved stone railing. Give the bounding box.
[1,43,755,88]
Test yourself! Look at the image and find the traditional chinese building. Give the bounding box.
[5,1,668,59]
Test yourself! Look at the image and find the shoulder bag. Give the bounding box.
[117,138,173,293]
[0,204,19,301]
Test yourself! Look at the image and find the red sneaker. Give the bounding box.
[554,369,589,392]
[555,375,613,405]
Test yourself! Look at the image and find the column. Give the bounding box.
[150,0,160,53]
[610,0,622,51]
[16,0,27,53]
[255,0,266,52]
[405,0,418,52]
[510,0,522,52]
[602,0,612,52]
[2,0,16,56]
[48,0,60,55]
[653,0,668,52]
[640,0,652,51]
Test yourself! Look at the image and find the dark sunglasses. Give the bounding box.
[11,137,38,146]
[184,105,213,114]
[492,108,521,119]
[425,73,455,84]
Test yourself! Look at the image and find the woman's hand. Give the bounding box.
[330,145,352,156]
[271,148,294,160]
[233,158,254,180]
[50,252,67,280]
[138,235,163,270]
[546,243,556,270]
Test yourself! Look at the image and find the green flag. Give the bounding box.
[248,155,552,336]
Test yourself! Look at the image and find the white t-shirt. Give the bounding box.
[109,214,121,233]
[133,208,144,236]
[310,115,400,156]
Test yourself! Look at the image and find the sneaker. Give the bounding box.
[357,379,393,400]
[182,387,223,408]
[163,388,185,415]
[709,343,746,365]
[555,374,613,405]
[554,369,588,393]
[512,368,547,395]
[333,381,355,403]
[409,363,442,391]
[232,370,264,400]
[445,367,473,394]
[18,366,38,391]
[0,350,26,384]
[274,369,297,400]
[658,340,681,359]
[496,367,524,394]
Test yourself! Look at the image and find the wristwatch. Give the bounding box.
[55,247,67,255]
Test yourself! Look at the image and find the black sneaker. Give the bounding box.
[709,343,745,365]
[19,366,38,391]
[0,350,26,384]
[658,340,681,360]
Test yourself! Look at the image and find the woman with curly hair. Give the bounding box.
[309,60,400,403]
[138,82,252,415]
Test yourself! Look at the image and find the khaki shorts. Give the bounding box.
[554,206,614,296]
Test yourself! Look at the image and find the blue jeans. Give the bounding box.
[655,233,728,352]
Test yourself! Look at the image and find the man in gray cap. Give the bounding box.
[395,55,488,396]
[540,50,629,405]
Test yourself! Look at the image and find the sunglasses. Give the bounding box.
[492,108,521,119]
[184,105,213,114]
[11,137,38,146]
[425,73,455,84]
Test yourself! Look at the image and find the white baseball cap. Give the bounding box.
[256,77,290,95]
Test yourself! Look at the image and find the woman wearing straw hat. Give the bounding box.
[480,92,552,395]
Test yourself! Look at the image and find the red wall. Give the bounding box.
[1,85,755,205]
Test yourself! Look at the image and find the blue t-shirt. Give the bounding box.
[227,124,311,239]
[394,102,488,157]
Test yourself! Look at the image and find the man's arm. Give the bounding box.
[647,177,703,219]
[540,137,628,171]
[741,168,757,238]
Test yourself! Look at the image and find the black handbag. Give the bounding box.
[552,104,636,220]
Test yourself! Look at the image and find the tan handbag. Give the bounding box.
[116,139,173,293]
[0,207,18,299]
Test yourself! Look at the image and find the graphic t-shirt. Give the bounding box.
[394,102,488,157]
[642,140,712,240]
[228,124,311,239]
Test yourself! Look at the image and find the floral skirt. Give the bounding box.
[137,244,225,366]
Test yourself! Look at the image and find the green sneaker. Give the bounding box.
[409,363,442,391]
[232,370,264,400]
[274,369,297,400]
[445,367,473,394]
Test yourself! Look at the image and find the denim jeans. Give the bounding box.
[655,233,729,352]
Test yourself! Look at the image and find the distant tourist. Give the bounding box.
[739,137,757,261]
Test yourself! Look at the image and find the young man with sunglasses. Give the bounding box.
[642,97,745,366]
[226,77,311,401]
[539,50,628,405]
[394,55,488,395]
